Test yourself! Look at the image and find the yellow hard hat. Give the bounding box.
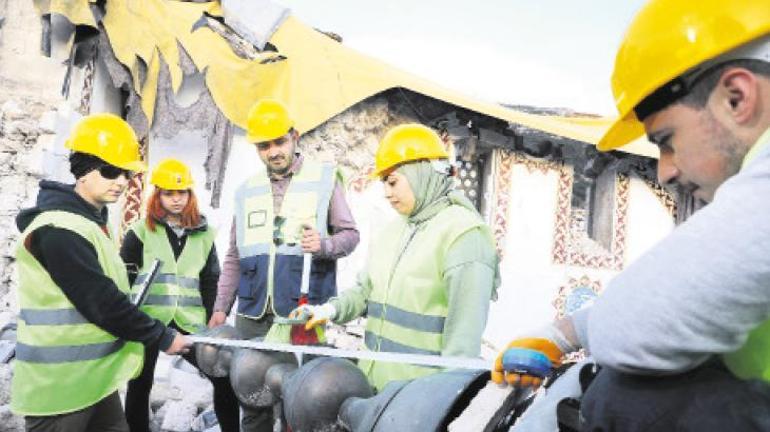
[246,99,295,143]
[65,113,146,171]
[599,0,770,151]
[150,158,194,190]
[371,124,449,178]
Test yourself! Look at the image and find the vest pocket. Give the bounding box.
[237,256,259,299]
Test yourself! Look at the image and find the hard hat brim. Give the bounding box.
[246,123,294,144]
[154,183,194,191]
[120,160,148,172]
[597,113,647,152]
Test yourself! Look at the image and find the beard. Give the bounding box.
[703,109,747,182]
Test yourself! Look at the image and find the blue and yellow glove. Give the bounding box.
[491,337,564,388]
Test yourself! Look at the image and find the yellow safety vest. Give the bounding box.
[234,160,338,318]
[12,211,143,416]
[360,204,493,391]
[130,220,215,333]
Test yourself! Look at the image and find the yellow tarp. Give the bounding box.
[34,0,97,27]
[40,0,658,158]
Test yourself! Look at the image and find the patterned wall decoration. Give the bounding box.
[120,138,148,241]
[490,150,563,259]
[552,275,602,320]
[490,149,516,258]
[480,148,633,270]
[552,275,602,362]
[512,151,562,174]
[78,55,96,116]
[552,167,630,270]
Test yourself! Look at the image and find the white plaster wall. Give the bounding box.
[482,162,675,354]
[624,177,675,264]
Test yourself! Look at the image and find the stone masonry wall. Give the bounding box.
[0,3,63,429]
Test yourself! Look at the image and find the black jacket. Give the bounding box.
[15,180,175,350]
[120,216,220,321]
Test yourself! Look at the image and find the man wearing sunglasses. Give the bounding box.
[11,113,191,432]
[209,99,360,432]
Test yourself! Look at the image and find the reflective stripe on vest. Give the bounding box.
[19,308,89,326]
[16,340,126,363]
[16,307,124,362]
[360,205,491,390]
[129,220,214,333]
[367,301,445,334]
[12,211,143,416]
[364,331,441,357]
[139,295,204,307]
[135,273,199,289]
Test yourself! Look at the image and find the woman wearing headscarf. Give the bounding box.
[293,123,499,391]
[120,159,239,432]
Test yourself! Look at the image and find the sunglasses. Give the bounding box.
[97,164,135,180]
[273,216,286,246]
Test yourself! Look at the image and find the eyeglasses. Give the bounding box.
[97,164,134,180]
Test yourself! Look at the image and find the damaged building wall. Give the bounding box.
[0,103,53,432]
[0,0,66,326]
[0,0,63,111]
[0,4,65,430]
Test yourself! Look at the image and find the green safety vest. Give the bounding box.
[12,211,143,416]
[723,128,770,381]
[234,160,338,318]
[360,204,492,391]
[130,220,215,333]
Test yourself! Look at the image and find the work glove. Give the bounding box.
[289,303,337,331]
[491,324,577,388]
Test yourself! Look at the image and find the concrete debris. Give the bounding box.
[190,409,219,432]
[324,320,365,351]
[37,110,57,134]
[0,342,13,364]
[160,399,199,432]
[0,364,22,432]
[0,404,24,432]
[143,354,216,430]
[0,364,12,405]
[1,101,24,121]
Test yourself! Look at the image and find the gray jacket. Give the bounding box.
[572,128,770,374]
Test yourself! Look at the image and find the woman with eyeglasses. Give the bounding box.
[292,124,500,391]
[12,114,190,431]
[120,159,239,432]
